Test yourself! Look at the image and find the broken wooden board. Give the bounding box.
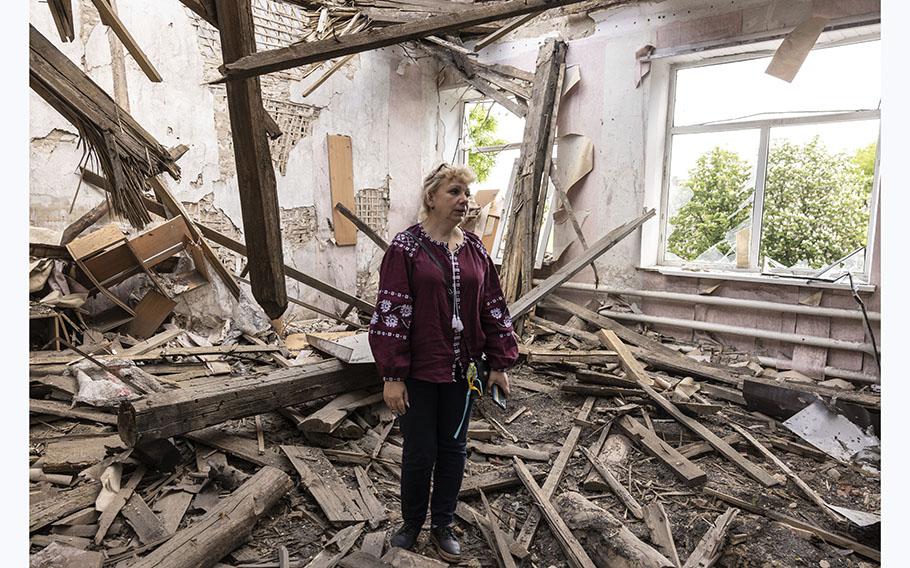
[281,445,366,524]
[615,415,706,487]
[306,333,374,364]
[682,507,738,568]
[187,428,294,473]
[579,447,643,519]
[123,290,176,339]
[517,397,595,548]
[298,389,383,434]
[467,441,552,461]
[354,466,387,529]
[327,134,357,246]
[29,399,117,425]
[121,493,168,544]
[152,490,192,535]
[41,435,125,474]
[643,501,681,568]
[30,482,102,532]
[459,465,546,497]
[525,349,617,365]
[304,523,365,568]
[508,209,655,318]
[513,459,597,568]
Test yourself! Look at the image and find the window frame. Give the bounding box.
[656,38,881,281]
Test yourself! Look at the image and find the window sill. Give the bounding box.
[636,265,877,293]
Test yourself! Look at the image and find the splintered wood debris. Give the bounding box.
[28,287,881,566]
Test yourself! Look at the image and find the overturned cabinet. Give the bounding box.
[65,216,210,336]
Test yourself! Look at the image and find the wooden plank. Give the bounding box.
[335,202,389,251]
[187,428,293,473]
[354,466,387,528]
[32,344,280,365]
[459,465,545,498]
[300,389,382,433]
[123,290,176,339]
[475,13,539,50]
[61,201,110,245]
[596,329,672,390]
[614,415,706,487]
[30,482,102,532]
[221,0,598,80]
[121,493,168,544]
[94,465,146,544]
[90,0,162,82]
[525,349,617,364]
[304,522,365,568]
[508,209,655,318]
[29,399,117,425]
[151,490,192,535]
[467,441,551,461]
[360,531,386,558]
[579,447,643,519]
[729,423,845,524]
[643,502,681,568]
[682,507,738,568]
[512,458,597,568]
[47,0,75,42]
[281,445,366,524]
[340,551,393,568]
[480,490,518,568]
[539,295,743,387]
[516,397,594,548]
[605,341,778,488]
[215,0,286,319]
[327,134,357,246]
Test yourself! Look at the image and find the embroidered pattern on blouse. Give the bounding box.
[391,232,419,257]
[417,223,466,255]
[484,292,514,339]
[451,249,463,381]
[382,376,405,382]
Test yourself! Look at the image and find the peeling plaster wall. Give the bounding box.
[441,0,881,377]
[29,0,440,320]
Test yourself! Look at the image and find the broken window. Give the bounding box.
[660,39,880,280]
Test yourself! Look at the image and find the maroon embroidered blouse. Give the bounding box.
[368,224,519,383]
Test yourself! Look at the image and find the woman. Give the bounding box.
[368,163,519,561]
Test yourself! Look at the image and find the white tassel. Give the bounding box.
[452,315,464,332]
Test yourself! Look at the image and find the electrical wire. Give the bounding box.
[847,272,881,371]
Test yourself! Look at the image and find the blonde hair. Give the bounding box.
[418,162,476,221]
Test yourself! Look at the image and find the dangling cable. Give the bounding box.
[847,273,881,371]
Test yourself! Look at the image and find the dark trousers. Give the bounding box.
[398,375,472,528]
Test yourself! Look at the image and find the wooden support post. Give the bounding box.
[214,0,287,319]
[500,38,566,307]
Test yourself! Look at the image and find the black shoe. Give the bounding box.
[390,521,422,550]
[430,525,461,562]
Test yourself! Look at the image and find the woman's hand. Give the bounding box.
[384,381,409,415]
[487,370,510,398]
